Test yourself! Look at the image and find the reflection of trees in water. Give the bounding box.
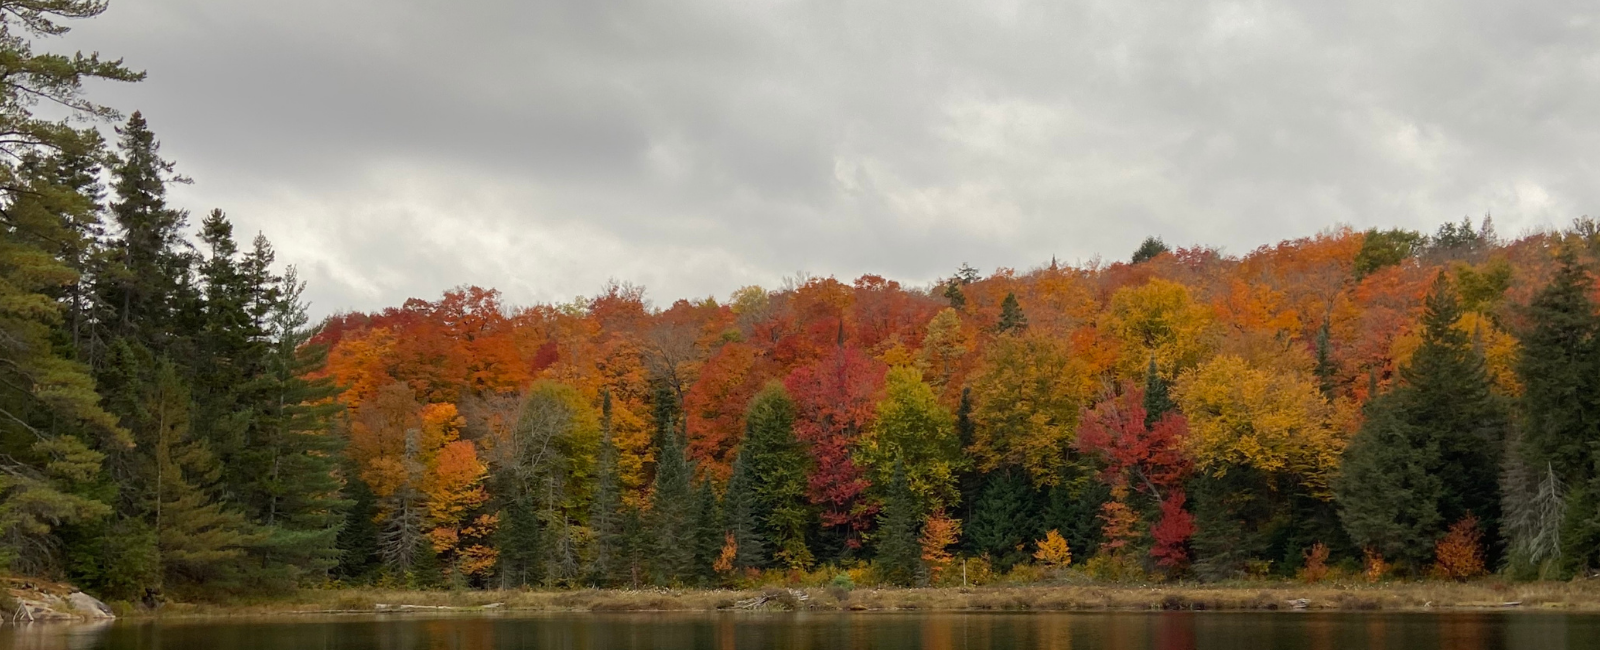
[4,620,112,650]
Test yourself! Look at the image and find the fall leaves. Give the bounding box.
[311,220,1592,585]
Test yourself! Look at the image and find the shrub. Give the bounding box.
[1298,543,1330,583]
[1432,515,1487,581]
[1033,530,1073,568]
[1362,548,1389,583]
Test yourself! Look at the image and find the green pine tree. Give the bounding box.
[1142,356,1174,427]
[739,383,813,569]
[873,458,922,586]
[963,469,1038,570]
[690,478,722,584]
[649,407,695,584]
[240,269,346,588]
[1313,318,1337,398]
[722,450,767,570]
[996,292,1027,334]
[1334,392,1444,567]
[1131,236,1170,264]
[1336,273,1506,568]
[585,389,627,586]
[0,2,137,573]
[1516,246,1600,572]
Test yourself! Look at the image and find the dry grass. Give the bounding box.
[130,579,1600,619]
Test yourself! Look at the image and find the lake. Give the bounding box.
[2,611,1598,650]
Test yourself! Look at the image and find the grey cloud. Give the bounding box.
[55,0,1600,316]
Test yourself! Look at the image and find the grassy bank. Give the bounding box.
[134,580,1600,618]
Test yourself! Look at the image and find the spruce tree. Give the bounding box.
[1518,247,1600,483]
[690,479,722,584]
[1142,356,1174,427]
[1334,394,1443,567]
[964,469,1037,570]
[586,390,627,586]
[243,271,346,586]
[1516,246,1600,571]
[1131,236,1170,264]
[1313,318,1337,398]
[1336,274,1506,568]
[996,292,1027,334]
[722,450,767,570]
[649,414,695,583]
[874,458,922,586]
[739,383,813,569]
[103,112,196,349]
[1402,274,1506,551]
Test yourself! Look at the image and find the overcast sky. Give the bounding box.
[56,0,1600,317]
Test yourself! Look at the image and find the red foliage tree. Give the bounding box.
[1150,490,1195,570]
[1074,387,1192,498]
[684,342,765,484]
[784,346,886,546]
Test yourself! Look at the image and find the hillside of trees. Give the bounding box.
[6,1,1600,602]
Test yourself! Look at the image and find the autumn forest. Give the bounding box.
[7,1,1600,605]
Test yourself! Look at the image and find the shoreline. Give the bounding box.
[126,581,1600,619]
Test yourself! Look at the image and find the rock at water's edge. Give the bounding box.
[67,592,115,619]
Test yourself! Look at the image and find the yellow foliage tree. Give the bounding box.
[1103,279,1214,380]
[967,333,1092,486]
[1034,529,1073,568]
[918,307,969,391]
[857,366,963,513]
[1174,355,1343,492]
[919,513,962,583]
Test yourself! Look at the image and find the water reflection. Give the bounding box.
[1,611,1597,650]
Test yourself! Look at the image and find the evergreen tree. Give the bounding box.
[0,142,124,574]
[649,413,695,583]
[1313,318,1337,398]
[874,458,922,586]
[738,383,813,569]
[1041,476,1108,560]
[690,479,722,584]
[586,390,627,586]
[1518,248,1600,483]
[333,465,381,581]
[141,358,258,595]
[1334,394,1443,567]
[996,292,1027,334]
[0,1,138,575]
[964,469,1038,570]
[1142,357,1174,427]
[1131,236,1170,264]
[191,210,269,504]
[1336,274,1506,568]
[722,450,767,570]
[239,269,346,587]
[1516,247,1600,571]
[102,112,196,350]
[1403,275,1506,552]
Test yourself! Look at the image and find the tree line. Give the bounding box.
[5,1,1600,601]
[1,1,340,600]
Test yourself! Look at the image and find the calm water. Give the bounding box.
[2,611,1597,650]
